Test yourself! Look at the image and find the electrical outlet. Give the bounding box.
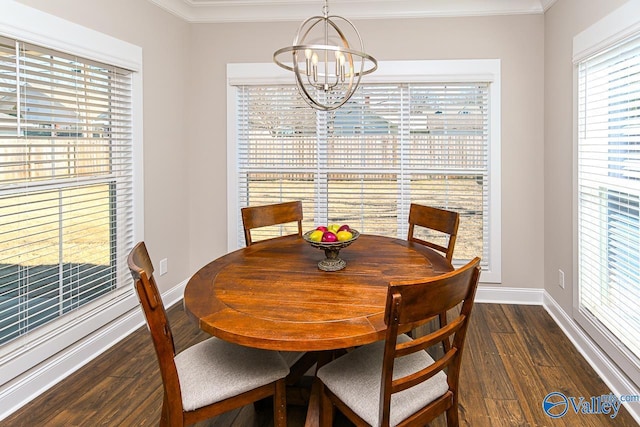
[558,269,565,289]
[159,258,168,276]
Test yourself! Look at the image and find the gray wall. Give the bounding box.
[543,0,629,311]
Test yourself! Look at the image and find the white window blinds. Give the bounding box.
[0,36,134,345]
[577,32,640,371]
[234,81,490,266]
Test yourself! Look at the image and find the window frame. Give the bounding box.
[227,59,501,283]
[0,1,143,385]
[572,0,640,388]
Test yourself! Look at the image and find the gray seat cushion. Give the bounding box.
[174,337,289,411]
[317,334,449,426]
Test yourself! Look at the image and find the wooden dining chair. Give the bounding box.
[317,257,481,427]
[407,203,460,349]
[128,242,289,427]
[407,203,459,262]
[241,200,304,246]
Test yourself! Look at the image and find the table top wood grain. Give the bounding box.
[183,234,453,352]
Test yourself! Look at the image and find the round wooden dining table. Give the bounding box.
[183,234,453,353]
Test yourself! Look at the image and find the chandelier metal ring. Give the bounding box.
[273,44,377,76]
[273,1,377,111]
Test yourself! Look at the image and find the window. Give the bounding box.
[228,61,501,282]
[0,37,134,345]
[576,32,640,383]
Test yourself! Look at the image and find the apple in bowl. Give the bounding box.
[321,231,338,242]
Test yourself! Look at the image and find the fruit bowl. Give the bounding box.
[303,229,360,271]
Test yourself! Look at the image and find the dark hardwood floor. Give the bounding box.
[2,303,638,426]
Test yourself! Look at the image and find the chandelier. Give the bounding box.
[273,0,377,111]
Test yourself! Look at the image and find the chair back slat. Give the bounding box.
[396,315,465,357]
[241,200,303,246]
[128,241,154,279]
[391,349,456,395]
[387,265,475,326]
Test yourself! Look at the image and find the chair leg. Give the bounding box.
[439,311,451,352]
[273,379,287,427]
[446,404,459,427]
[161,392,185,427]
[160,393,170,427]
[319,383,334,427]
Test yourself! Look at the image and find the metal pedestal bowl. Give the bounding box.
[303,229,360,271]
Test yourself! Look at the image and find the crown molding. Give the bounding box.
[147,0,548,23]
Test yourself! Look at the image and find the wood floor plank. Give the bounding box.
[455,321,492,425]
[480,303,515,334]
[2,303,637,427]
[465,304,518,401]
[116,386,164,427]
[491,332,546,424]
[483,398,527,426]
[500,305,557,367]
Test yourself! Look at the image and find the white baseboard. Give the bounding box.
[476,284,545,305]
[0,278,188,422]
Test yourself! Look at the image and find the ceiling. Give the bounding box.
[147,0,558,23]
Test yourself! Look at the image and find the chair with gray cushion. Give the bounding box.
[128,242,289,426]
[317,257,481,427]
